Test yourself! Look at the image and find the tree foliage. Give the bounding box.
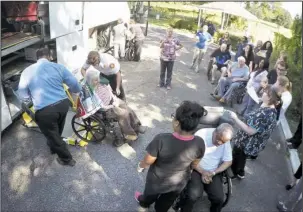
[244,2,293,28]
[271,15,302,115]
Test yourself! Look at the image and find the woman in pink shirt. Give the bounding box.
[159,27,183,90]
[85,67,146,141]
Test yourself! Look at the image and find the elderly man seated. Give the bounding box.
[174,123,234,212]
[212,56,249,104]
[209,43,232,84]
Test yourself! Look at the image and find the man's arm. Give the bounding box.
[81,62,90,77]
[18,70,31,101]
[213,161,232,175]
[116,71,121,92]
[207,33,213,44]
[61,65,81,93]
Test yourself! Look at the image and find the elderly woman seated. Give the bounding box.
[211,56,249,104]
[85,66,147,141]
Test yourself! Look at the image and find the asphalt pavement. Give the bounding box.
[1,26,291,212]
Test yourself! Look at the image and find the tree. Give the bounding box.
[271,15,302,115]
[245,2,293,28]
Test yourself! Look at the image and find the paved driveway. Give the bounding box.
[1,26,291,212]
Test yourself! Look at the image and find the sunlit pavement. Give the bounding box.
[1,26,291,212]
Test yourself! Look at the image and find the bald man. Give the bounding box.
[210,43,232,84]
[176,123,234,212]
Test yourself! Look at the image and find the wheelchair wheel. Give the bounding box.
[222,171,232,207]
[126,46,135,61]
[207,59,213,81]
[71,114,106,143]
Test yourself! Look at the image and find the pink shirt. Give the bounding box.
[95,84,113,106]
[160,37,180,61]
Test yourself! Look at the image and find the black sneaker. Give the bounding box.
[237,174,245,179]
[247,155,258,161]
[56,158,76,167]
[172,203,181,212]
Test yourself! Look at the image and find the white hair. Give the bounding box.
[238,56,246,63]
[84,66,100,86]
[216,123,234,138]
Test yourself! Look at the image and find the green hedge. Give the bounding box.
[169,19,198,32]
[270,15,302,117]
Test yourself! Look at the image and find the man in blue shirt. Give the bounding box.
[209,43,231,84]
[191,25,212,73]
[18,48,81,166]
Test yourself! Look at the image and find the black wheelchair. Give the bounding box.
[172,106,234,210]
[212,80,248,107]
[103,39,136,61]
[71,109,125,147]
[69,82,127,147]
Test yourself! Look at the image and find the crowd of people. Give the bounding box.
[16,20,301,212]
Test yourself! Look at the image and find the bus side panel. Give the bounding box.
[49,2,83,39]
[1,86,12,131]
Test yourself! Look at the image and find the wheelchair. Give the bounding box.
[70,82,126,147]
[172,106,234,210]
[103,39,135,61]
[207,59,233,82]
[172,170,232,210]
[71,108,125,147]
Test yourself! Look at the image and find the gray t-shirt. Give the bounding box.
[230,62,249,78]
[130,24,145,41]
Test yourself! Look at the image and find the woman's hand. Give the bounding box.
[116,88,121,96]
[228,110,238,120]
[112,99,119,107]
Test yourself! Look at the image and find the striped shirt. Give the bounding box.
[95,84,113,106]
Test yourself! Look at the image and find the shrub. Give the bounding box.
[270,16,302,117]
[170,19,197,32]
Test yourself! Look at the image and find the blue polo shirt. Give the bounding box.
[18,58,81,111]
[195,31,212,49]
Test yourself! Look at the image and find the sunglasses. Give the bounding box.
[171,109,208,119]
